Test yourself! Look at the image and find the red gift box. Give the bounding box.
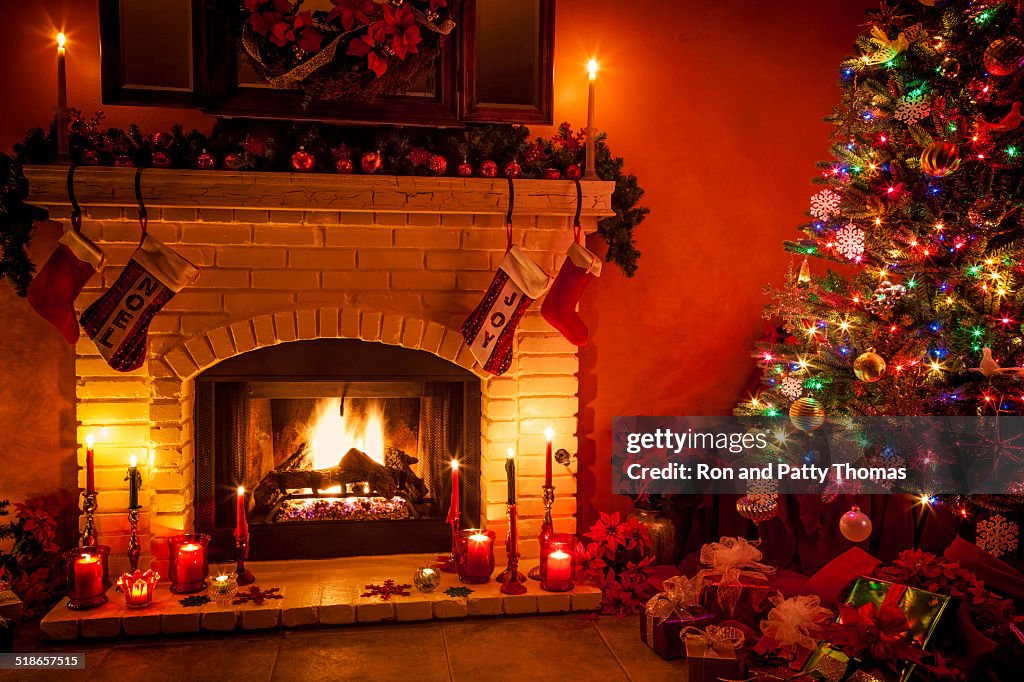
[699,575,775,627]
[683,625,747,681]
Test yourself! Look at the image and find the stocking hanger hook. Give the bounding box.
[66,165,82,233]
[134,167,148,244]
[572,179,583,244]
[505,176,516,250]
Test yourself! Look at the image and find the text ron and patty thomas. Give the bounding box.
[623,460,909,484]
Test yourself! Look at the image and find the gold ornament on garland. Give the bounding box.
[983,37,1024,77]
[736,495,779,524]
[789,397,826,431]
[920,141,961,177]
[854,349,886,383]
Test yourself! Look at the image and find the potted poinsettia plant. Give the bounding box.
[577,511,656,616]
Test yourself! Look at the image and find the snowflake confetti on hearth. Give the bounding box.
[362,579,412,600]
[444,586,474,598]
[232,586,283,606]
[894,92,931,124]
[976,514,1018,558]
[179,595,211,608]
[810,189,842,220]
[780,375,803,400]
[834,223,866,260]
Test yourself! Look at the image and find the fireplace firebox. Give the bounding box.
[193,339,481,561]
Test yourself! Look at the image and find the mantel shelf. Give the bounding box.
[23,165,616,218]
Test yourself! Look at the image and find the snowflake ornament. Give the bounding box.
[834,223,866,260]
[747,477,780,497]
[894,92,931,124]
[780,375,803,400]
[976,514,1018,558]
[810,190,842,220]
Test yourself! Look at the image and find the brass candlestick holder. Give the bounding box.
[497,503,527,594]
[81,491,99,547]
[234,531,255,586]
[127,506,141,571]
[528,485,555,581]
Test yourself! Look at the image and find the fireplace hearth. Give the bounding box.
[193,338,481,561]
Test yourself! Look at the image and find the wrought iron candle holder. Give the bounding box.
[127,506,141,571]
[497,503,527,594]
[528,484,555,581]
[81,491,99,547]
[234,530,256,586]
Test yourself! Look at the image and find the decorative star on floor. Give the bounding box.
[444,586,473,598]
[361,579,412,600]
[232,586,282,606]
[179,595,211,608]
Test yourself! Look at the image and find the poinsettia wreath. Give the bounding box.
[233,0,459,101]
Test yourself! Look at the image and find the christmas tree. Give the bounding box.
[736,1,1024,422]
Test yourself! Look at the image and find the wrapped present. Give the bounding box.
[0,583,22,624]
[696,536,778,626]
[843,576,949,650]
[802,645,851,682]
[640,575,714,660]
[755,593,832,670]
[682,624,747,681]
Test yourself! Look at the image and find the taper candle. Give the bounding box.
[127,454,140,509]
[56,33,69,161]
[447,459,460,524]
[85,433,95,495]
[584,58,599,180]
[236,485,249,539]
[544,427,554,488]
[505,448,516,505]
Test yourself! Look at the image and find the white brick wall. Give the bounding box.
[72,208,589,570]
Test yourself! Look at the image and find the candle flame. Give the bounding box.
[587,58,598,80]
[545,427,554,441]
[469,531,489,542]
[507,447,515,459]
[57,33,66,48]
[85,433,94,448]
[549,549,571,559]
[451,459,459,471]
[238,485,245,495]
[129,454,138,468]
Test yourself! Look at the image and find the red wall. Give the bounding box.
[0,1,870,524]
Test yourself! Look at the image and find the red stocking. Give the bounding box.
[27,229,105,344]
[80,235,199,372]
[541,242,602,346]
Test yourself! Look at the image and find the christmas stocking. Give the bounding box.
[27,229,105,344]
[80,234,199,372]
[541,242,602,346]
[462,245,550,375]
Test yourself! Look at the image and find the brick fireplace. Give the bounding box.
[24,167,615,574]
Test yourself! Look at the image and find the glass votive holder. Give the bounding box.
[63,545,111,610]
[117,569,160,609]
[456,529,496,584]
[209,570,238,605]
[168,534,211,594]
[540,533,575,592]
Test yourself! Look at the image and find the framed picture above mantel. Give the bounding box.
[98,0,555,126]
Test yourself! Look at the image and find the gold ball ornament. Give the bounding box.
[854,349,886,383]
[984,37,1024,77]
[920,141,961,177]
[736,495,779,524]
[412,565,442,592]
[839,505,873,543]
[789,397,826,432]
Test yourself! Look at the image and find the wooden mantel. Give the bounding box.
[22,165,616,218]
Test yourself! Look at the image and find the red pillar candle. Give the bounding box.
[85,433,95,495]
[544,427,554,488]
[541,533,575,592]
[168,534,210,594]
[235,485,249,540]
[63,545,110,610]
[457,529,495,584]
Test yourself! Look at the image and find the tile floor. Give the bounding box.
[3,614,684,681]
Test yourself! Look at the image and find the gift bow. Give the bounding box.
[760,593,833,651]
[645,575,700,644]
[696,536,776,616]
[681,624,746,657]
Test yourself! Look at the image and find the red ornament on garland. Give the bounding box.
[291,146,316,172]
[839,505,873,542]
[523,141,547,165]
[542,167,561,180]
[82,150,100,166]
[408,147,431,168]
[457,160,473,177]
[152,132,173,150]
[334,157,354,174]
[361,150,383,174]
[223,152,246,171]
[565,163,583,180]
[151,151,173,169]
[195,150,216,170]
[480,160,498,178]
[503,160,521,178]
[428,154,447,176]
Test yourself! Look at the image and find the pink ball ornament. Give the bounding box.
[839,505,872,543]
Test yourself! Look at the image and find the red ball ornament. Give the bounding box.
[195,150,216,170]
[428,154,447,176]
[408,147,431,168]
[523,141,547,165]
[114,155,135,168]
[361,150,383,174]
[503,160,521,178]
[920,141,961,177]
[565,163,583,180]
[223,152,246,171]
[335,157,354,174]
[480,160,498,178]
[839,505,873,542]
[151,151,173,169]
[542,167,561,180]
[81,150,100,166]
[291,147,316,173]
[457,161,473,177]
[151,132,173,150]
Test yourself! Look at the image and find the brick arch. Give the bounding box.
[160,307,480,383]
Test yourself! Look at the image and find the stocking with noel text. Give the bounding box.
[27,227,105,344]
[80,234,199,372]
[462,244,550,375]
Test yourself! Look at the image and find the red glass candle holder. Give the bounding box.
[117,569,160,608]
[63,545,111,610]
[456,529,496,584]
[540,533,575,592]
[168,534,210,594]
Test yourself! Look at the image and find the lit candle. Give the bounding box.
[126,454,141,509]
[85,433,95,495]
[545,549,573,585]
[73,552,104,601]
[56,33,69,161]
[117,569,159,608]
[463,531,494,582]
[584,58,599,180]
[447,459,460,525]
[175,543,205,588]
[505,447,516,505]
[236,485,249,540]
[544,427,554,488]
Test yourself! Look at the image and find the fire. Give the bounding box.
[307,398,385,470]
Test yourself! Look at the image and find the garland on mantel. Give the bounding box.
[0,115,647,295]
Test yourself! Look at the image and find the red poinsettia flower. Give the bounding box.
[585,511,627,552]
[832,602,917,663]
[248,0,293,36]
[429,0,447,12]
[328,0,379,32]
[347,35,389,77]
[269,20,296,47]
[381,3,421,60]
[292,11,324,53]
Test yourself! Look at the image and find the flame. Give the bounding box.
[307,398,386,470]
